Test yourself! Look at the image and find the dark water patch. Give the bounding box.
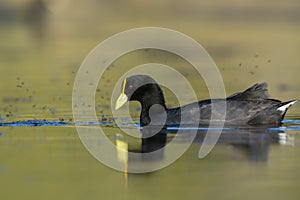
[0,120,69,127]
[0,119,300,132]
[166,126,235,131]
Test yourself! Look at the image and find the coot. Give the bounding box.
[115,75,296,126]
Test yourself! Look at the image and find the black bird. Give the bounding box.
[115,75,296,127]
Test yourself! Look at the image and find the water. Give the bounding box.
[0,119,300,199]
[1,1,300,199]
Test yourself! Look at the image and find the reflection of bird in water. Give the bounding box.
[115,75,296,127]
[115,134,128,189]
[193,128,294,163]
[113,126,294,191]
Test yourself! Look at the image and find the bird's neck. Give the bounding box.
[131,83,166,126]
[139,94,166,127]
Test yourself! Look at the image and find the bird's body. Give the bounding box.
[163,99,295,126]
[115,75,296,127]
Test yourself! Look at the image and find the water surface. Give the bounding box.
[0,119,300,199]
[1,1,300,199]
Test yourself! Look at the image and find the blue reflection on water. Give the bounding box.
[0,119,300,132]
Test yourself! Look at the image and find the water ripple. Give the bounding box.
[0,119,300,132]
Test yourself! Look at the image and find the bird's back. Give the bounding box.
[165,83,295,126]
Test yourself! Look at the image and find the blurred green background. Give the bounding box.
[0,0,299,121]
[0,1,300,200]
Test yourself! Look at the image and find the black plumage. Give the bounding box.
[115,75,296,127]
